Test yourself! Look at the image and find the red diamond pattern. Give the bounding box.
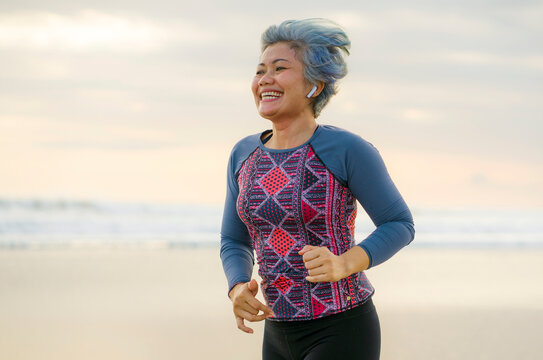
[302,200,318,223]
[261,167,289,196]
[273,275,293,294]
[268,228,294,257]
[312,297,327,316]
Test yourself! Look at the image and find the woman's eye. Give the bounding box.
[256,70,264,75]
[276,67,286,71]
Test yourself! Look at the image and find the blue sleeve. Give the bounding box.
[345,136,415,268]
[312,125,415,268]
[219,141,256,296]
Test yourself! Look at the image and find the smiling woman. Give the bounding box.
[252,43,315,125]
[220,18,415,360]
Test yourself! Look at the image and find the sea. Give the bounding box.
[0,197,541,250]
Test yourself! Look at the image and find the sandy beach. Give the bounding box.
[1,247,542,360]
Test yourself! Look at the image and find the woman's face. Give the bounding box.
[251,42,314,121]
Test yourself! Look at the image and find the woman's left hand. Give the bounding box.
[298,245,348,282]
[299,245,370,283]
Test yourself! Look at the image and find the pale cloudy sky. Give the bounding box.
[0,1,542,207]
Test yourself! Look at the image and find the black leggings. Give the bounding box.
[262,298,380,360]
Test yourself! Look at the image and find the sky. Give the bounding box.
[0,0,542,208]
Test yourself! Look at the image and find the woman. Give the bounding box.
[220,18,415,359]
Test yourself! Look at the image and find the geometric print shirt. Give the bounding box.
[220,124,415,321]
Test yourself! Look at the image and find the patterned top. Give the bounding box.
[220,124,415,321]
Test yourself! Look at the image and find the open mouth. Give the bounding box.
[261,91,283,101]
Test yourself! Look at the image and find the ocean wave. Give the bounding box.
[0,197,541,249]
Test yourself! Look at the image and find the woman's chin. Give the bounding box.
[257,106,278,120]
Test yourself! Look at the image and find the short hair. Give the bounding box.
[261,18,351,118]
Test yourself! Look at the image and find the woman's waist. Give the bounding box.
[260,269,375,322]
[258,268,373,298]
[265,297,376,328]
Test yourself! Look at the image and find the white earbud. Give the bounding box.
[306,85,317,98]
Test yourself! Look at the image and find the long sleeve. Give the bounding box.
[311,125,415,268]
[345,136,415,268]
[219,146,255,296]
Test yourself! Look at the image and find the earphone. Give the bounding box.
[306,85,317,98]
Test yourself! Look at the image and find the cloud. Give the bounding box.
[423,51,543,70]
[0,10,213,52]
[400,108,436,124]
[0,115,183,150]
[470,172,491,186]
[329,8,496,35]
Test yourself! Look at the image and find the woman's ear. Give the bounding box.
[306,82,325,98]
[314,82,325,97]
[306,85,318,98]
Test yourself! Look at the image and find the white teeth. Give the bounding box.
[261,91,283,99]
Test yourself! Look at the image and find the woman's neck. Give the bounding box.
[265,118,318,150]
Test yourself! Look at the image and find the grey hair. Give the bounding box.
[261,18,351,118]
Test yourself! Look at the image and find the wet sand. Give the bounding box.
[1,247,542,359]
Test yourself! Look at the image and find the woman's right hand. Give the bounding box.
[229,279,274,334]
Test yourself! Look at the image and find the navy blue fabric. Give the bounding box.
[220,124,415,296]
[219,133,261,296]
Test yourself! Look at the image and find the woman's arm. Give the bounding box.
[345,136,415,268]
[219,148,254,295]
[219,145,273,333]
[300,129,415,280]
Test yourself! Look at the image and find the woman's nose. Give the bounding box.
[258,71,273,86]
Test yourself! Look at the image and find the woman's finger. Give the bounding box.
[307,264,326,276]
[236,288,271,315]
[298,245,317,255]
[246,297,274,316]
[233,296,259,316]
[304,258,325,270]
[238,309,269,322]
[306,273,329,282]
[240,301,259,315]
[235,315,254,334]
[300,248,322,262]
